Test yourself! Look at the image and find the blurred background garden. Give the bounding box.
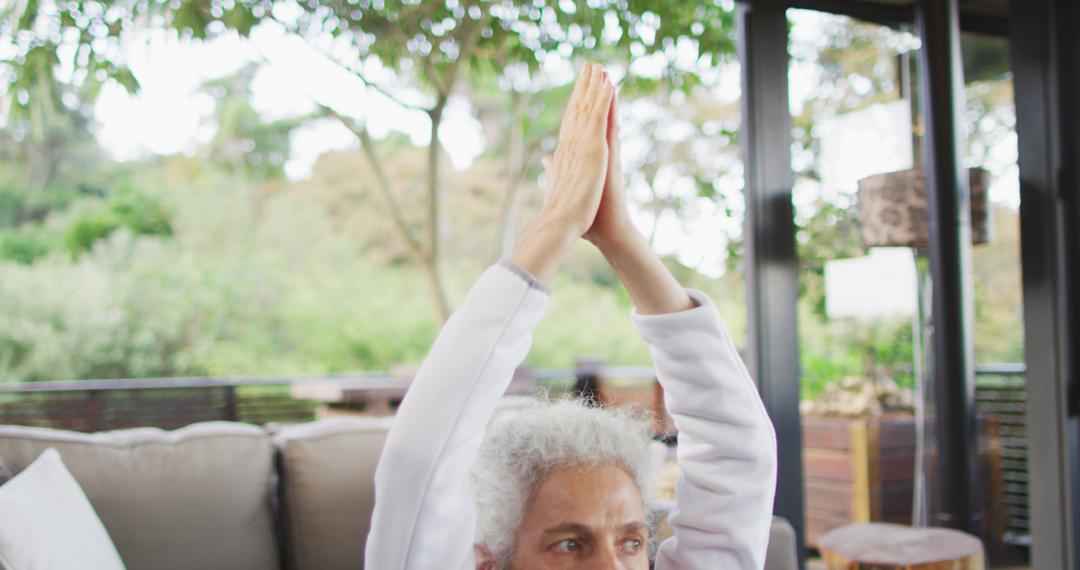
[1,1,1049,564]
[0,0,1021,398]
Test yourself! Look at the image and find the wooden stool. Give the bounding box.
[818,523,985,570]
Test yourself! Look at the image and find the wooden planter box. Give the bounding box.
[803,414,1005,553]
[803,415,917,547]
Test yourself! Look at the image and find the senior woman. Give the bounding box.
[365,63,777,569]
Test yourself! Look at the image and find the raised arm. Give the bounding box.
[364,63,615,570]
[583,91,694,316]
[588,93,778,568]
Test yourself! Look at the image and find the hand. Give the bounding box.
[510,62,614,284]
[584,88,637,248]
[537,62,615,238]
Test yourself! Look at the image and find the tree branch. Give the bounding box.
[417,8,490,315]
[497,130,545,259]
[303,41,434,114]
[440,7,487,97]
[354,124,428,261]
[426,94,449,309]
[421,55,447,96]
[254,52,428,261]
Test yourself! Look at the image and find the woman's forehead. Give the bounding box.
[523,463,646,529]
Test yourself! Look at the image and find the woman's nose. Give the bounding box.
[586,544,624,570]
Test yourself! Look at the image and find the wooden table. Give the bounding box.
[818,523,985,570]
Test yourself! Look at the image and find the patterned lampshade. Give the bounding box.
[856,168,990,250]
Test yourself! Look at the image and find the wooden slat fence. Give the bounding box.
[974,364,1029,548]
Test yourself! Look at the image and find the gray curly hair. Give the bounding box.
[471,397,657,566]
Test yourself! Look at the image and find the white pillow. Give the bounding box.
[0,448,125,570]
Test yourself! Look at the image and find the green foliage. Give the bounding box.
[0,226,53,264]
[796,200,864,319]
[0,173,699,381]
[961,34,1011,84]
[0,186,26,229]
[4,0,738,123]
[3,0,745,330]
[0,3,1025,394]
[200,65,308,180]
[61,189,173,258]
[109,189,173,237]
[798,309,915,401]
[63,209,120,257]
[0,86,113,232]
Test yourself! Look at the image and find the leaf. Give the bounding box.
[13,0,39,31]
[224,4,259,37]
[171,1,212,39]
[108,66,140,94]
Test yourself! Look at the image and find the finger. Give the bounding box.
[593,78,614,125]
[585,65,607,109]
[605,87,619,143]
[606,91,621,175]
[542,155,553,171]
[589,63,605,92]
[568,62,592,107]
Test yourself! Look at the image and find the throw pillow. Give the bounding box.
[0,448,125,570]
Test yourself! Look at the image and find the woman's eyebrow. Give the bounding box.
[541,523,592,535]
[540,520,648,535]
[620,521,648,533]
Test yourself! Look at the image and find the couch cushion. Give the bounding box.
[0,456,10,485]
[0,422,278,570]
[765,517,799,570]
[0,448,125,570]
[653,508,798,570]
[273,417,392,570]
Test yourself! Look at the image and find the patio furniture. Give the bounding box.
[818,522,985,569]
[802,414,1006,551]
[0,417,800,569]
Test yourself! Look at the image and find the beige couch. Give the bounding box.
[0,418,798,569]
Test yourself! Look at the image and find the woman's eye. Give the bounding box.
[553,539,582,553]
[621,538,643,554]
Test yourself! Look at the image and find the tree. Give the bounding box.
[0,87,107,228]
[200,64,312,181]
[2,0,737,321]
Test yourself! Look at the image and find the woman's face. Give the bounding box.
[507,463,649,570]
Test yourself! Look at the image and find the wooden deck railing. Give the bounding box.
[0,363,659,433]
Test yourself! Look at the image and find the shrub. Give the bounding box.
[61,188,173,258]
[0,227,53,264]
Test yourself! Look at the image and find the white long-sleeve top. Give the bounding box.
[364,262,778,569]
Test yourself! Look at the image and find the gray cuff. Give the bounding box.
[497,258,553,295]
